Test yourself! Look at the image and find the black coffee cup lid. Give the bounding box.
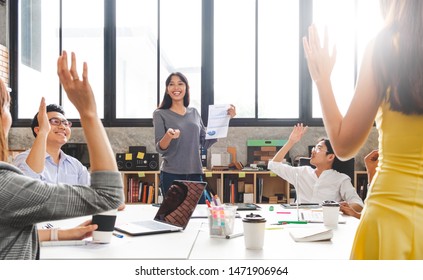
[242,213,266,223]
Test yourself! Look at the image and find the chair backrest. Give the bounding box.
[298,156,355,182]
[333,158,355,182]
[298,157,311,167]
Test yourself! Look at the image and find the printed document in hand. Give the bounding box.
[206,104,231,139]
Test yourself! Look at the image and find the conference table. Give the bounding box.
[39,204,360,260]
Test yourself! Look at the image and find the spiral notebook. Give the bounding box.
[289,227,333,242]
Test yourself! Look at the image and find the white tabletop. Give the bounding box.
[189,205,359,259]
[39,204,359,260]
[39,204,202,260]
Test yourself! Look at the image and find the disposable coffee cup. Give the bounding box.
[92,209,118,243]
[242,213,266,249]
[322,200,340,228]
[208,205,238,237]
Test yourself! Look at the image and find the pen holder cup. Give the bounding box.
[208,205,238,237]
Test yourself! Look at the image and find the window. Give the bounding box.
[116,0,158,119]
[10,0,383,127]
[61,0,104,119]
[18,0,59,119]
[312,0,382,118]
[214,0,255,118]
[257,0,299,118]
[214,0,299,119]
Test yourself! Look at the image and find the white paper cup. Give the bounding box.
[92,209,118,243]
[322,201,340,229]
[242,213,266,249]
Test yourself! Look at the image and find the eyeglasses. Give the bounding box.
[312,144,328,153]
[49,117,72,127]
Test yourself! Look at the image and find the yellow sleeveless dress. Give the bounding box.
[350,101,423,259]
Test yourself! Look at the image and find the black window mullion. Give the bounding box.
[299,0,314,125]
[104,0,116,126]
[201,0,214,127]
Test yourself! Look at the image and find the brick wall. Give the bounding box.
[0,44,9,85]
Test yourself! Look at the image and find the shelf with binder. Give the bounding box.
[120,170,289,205]
[256,172,289,204]
[203,170,289,204]
[121,171,160,204]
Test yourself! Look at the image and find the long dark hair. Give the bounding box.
[373,0,423,114]
[158,72,190,109]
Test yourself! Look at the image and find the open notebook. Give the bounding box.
[115,180,206,236]
[301,211,346,224]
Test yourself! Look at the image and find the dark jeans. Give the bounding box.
[160,171,206,204]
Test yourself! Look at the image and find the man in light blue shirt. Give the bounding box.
[14,149,90,185]
[13,104,90,185]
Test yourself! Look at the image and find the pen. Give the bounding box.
[211,232,244,239]
[205,199,212,208]
[276,221,308,225]
[214,195,222,206]
[113,232,124,238]
[226,232,243,239]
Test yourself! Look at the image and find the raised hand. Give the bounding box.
[167,128,181,139]
[289,123,308,144]
[57,51,97,118]
[36,97,51,135]
[302,24,337,84]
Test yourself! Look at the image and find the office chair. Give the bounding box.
[298,157,312,167]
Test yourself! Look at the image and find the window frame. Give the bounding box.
[8,0,362,129]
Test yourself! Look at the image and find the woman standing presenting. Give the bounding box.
[303,0,423,259]
[153,72,236,202]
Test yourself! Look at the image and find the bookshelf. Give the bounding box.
[120,170,289,204]
[121,171,160,204]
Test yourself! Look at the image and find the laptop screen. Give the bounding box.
[154,180,206,229]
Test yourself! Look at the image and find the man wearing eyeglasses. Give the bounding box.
[268,123,363,216]
[13,104,90,185]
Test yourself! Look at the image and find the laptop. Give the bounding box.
[281,203,321,209]
[115,180,206,236]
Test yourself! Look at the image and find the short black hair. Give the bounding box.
[319,137,351,175]
[31,104,66,137]
[319,137,335,154]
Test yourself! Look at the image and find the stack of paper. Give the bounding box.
[289,227,333,242]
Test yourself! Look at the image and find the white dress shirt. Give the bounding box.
[268,160,363,206]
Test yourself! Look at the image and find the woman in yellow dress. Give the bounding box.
[303,0,423,259]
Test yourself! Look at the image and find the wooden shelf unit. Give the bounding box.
[120,170,289,204]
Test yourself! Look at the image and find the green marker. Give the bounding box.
[278,220,308,224]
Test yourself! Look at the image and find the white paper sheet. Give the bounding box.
[205,104,231,139]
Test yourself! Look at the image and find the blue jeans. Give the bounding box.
[160,171,206,204]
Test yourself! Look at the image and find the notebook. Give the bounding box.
[301,211,346,224]
[115,180,206,236]
[224,203,261,211]
[289,227,333,242]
